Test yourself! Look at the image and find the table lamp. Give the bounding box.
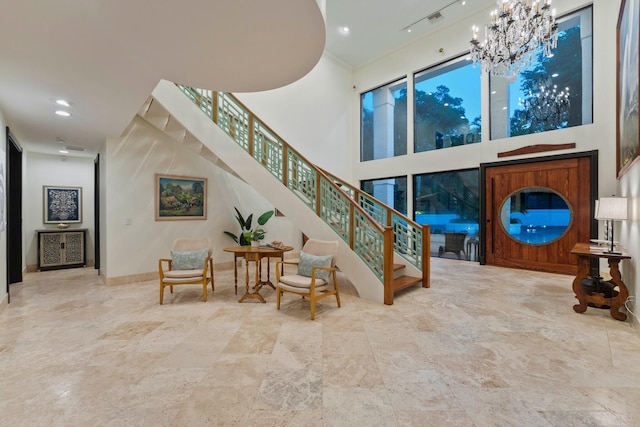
[595,196,627,254]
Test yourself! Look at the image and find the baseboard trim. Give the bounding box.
[105,271,158,286]
[0,292,8,316]
[27,260,96,273]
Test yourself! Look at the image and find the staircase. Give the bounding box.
[139,80,430,304]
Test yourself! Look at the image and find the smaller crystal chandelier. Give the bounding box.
[470,0,558,77]
[519,79,570,129]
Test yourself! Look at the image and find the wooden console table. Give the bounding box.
[570,242,631,321]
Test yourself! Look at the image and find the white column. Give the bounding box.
[372,87,395,160]
[373,179,395,209]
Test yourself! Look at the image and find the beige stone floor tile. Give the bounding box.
[199,353,272,387]
[245,409,323,426]
[322,386,397,427]
[254,368,323,410]
[170,385,258,426]
[322,330,373,355]
[323,352,384,388]
[395,410,477,427]
[537,410,629,427]
[453,387,553,427]
[1,260,639,426]
[579,387,640,426]
[385,379,462,412]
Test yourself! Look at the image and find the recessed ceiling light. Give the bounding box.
[59,150,69,154]
[56,99,70,107]
[339,26,350,34]
[491,90,497,95]
[407,28,412,33]
[55,110,71,117]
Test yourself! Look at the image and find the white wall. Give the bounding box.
[234,54,354,181]
[23,152,95,270]
[102,117,300,281]
[0,109,7,311]
[619,162,640,329]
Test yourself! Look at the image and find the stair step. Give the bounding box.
[391,275,423,293]
[393,263,405,272]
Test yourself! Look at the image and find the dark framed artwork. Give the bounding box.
[155,174,207,221]
[43,186,82,223]
[616,0,640,177]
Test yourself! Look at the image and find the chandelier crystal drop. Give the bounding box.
[470,0,558,78]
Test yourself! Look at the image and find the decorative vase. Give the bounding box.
[57,223,69,229]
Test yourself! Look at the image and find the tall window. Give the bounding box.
[413,169,479,236]
[414,57,482,152]
[361,78,407,161]
[361,176,407,215]
[490,6,593,139]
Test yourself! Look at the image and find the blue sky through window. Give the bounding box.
[415,60,481,124]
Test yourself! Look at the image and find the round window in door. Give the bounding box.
[499,187,572,245]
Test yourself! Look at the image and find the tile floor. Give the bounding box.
[1,259,639,426]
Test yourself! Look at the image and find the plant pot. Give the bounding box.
[251,241,260,247]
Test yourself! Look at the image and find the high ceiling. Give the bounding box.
[0,0,494,157]
[325,0,493,68]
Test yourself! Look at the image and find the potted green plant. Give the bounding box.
[224,207,274,246]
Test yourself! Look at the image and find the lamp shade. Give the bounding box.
[595,196,628,221]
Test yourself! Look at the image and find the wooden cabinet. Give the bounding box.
[37,229,87,271]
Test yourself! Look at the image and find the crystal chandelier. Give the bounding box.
[519,79,570,129]
[470,0,558,77]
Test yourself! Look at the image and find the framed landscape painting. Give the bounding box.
[616,0,640,177]
[43,186,82,223]
[155,174,207,221]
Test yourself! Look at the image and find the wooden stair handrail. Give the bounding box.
[176,84,430,304]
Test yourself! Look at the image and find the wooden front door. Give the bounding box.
[483,156,594,275]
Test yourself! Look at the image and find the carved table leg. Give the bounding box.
[607,258,628,321]
[572,255,590,314]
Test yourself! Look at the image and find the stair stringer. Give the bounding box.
[151,79,384,303]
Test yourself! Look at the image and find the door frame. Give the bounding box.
[479,150,599,270]
[6,128,23,296]
[94,154,100,271]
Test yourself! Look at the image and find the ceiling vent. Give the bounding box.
[65,145,86,152]
[427,11,443,23]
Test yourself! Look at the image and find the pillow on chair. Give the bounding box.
[297,251,332,281]
[171,248,209,270]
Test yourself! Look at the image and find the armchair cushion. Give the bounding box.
[279,274,328,289]
[171,248,209,270]
[297,251,332,280]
